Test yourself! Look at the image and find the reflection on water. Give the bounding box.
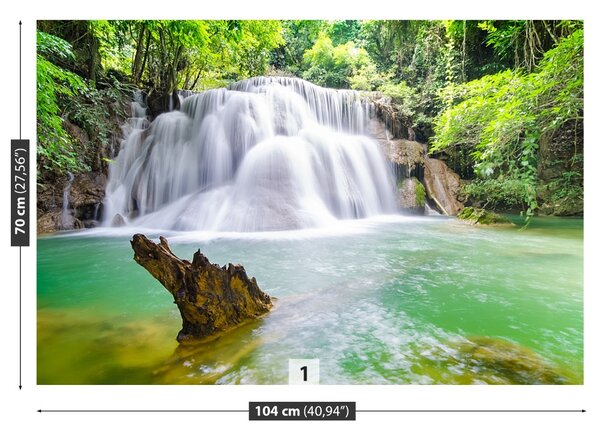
[38,216,583,384]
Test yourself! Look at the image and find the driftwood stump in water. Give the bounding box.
[131,234,272,343]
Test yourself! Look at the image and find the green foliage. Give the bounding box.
[327,20,363,46]
[535,29,583,128]
[301,33,339,87]
[125,20,284,92]
[37,31,90,175]
[37,28,134,180]
[377,81,421,130]
[234,21,285,77]
[37,31,76,62]
[415,181,426,207]
[65,78,131,154]
[434,69,535,175]
[462,177,533,210]
[358,21,451,139]
[378,81,415,102]
[140,20,210,92]
[349,63,391,91]
[478,20,582,72]
[547,170,583,204]
[433,29,583,219]
[90,20,134,74]
[542,154,583,214]
[361,21,423,73]
[302,33,377,89]
[274,20,325,75]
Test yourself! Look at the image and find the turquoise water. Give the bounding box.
[37,215,583,384]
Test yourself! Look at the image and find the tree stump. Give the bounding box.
[131,234,272,343]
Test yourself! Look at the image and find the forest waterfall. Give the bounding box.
[103,77,397,232]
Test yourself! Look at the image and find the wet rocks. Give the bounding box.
[146,90,180,117]
[397,177,426,214]
[387,140,427,179]
[453,336,567,384]
[423,157,464,216]
[131,234,273,343]
[368,110,464,216]
[111,213,126,227]
[457,207,513,226]
[69,172,107,225]
[37,172,105,233]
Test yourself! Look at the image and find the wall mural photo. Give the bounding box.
[36,20,583,384]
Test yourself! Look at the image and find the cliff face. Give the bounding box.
[537,119,583,216]
[131,234,272,343]
[423,157,464,216]
[37,172,107,233]
[37,95,129,234]
[368,98,464,216]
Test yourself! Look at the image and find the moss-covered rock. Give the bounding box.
[457,207,513,226]
[415,180,426,207]
[452,336,567,384]
[396,177,426,214]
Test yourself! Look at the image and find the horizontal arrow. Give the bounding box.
[38,410,248,413]
[38,409,585,413]
[357,409,586,413]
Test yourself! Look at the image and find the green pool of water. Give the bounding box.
[37,215,583,384]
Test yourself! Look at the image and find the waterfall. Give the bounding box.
[104,77,397,232]
[425,203,441,216]
[61,172,75,229]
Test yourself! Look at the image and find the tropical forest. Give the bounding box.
[37,20,583,385]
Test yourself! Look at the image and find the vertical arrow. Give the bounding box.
[11,20,29,389]
[19,246,22,390]
[19,20,22,139]
[18,20,23,391]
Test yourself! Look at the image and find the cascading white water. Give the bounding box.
[61,172,74,229]
[103,77,397,232]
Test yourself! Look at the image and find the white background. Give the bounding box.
[0,1,598,434]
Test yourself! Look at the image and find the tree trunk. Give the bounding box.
[190,67,204,90]
[139,34,151,86]
[132,24,147,84]
[131,234,273,343]
[87,27,100,83]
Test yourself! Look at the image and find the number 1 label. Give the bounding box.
[288,359,319,384]
[300,366,307,381]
